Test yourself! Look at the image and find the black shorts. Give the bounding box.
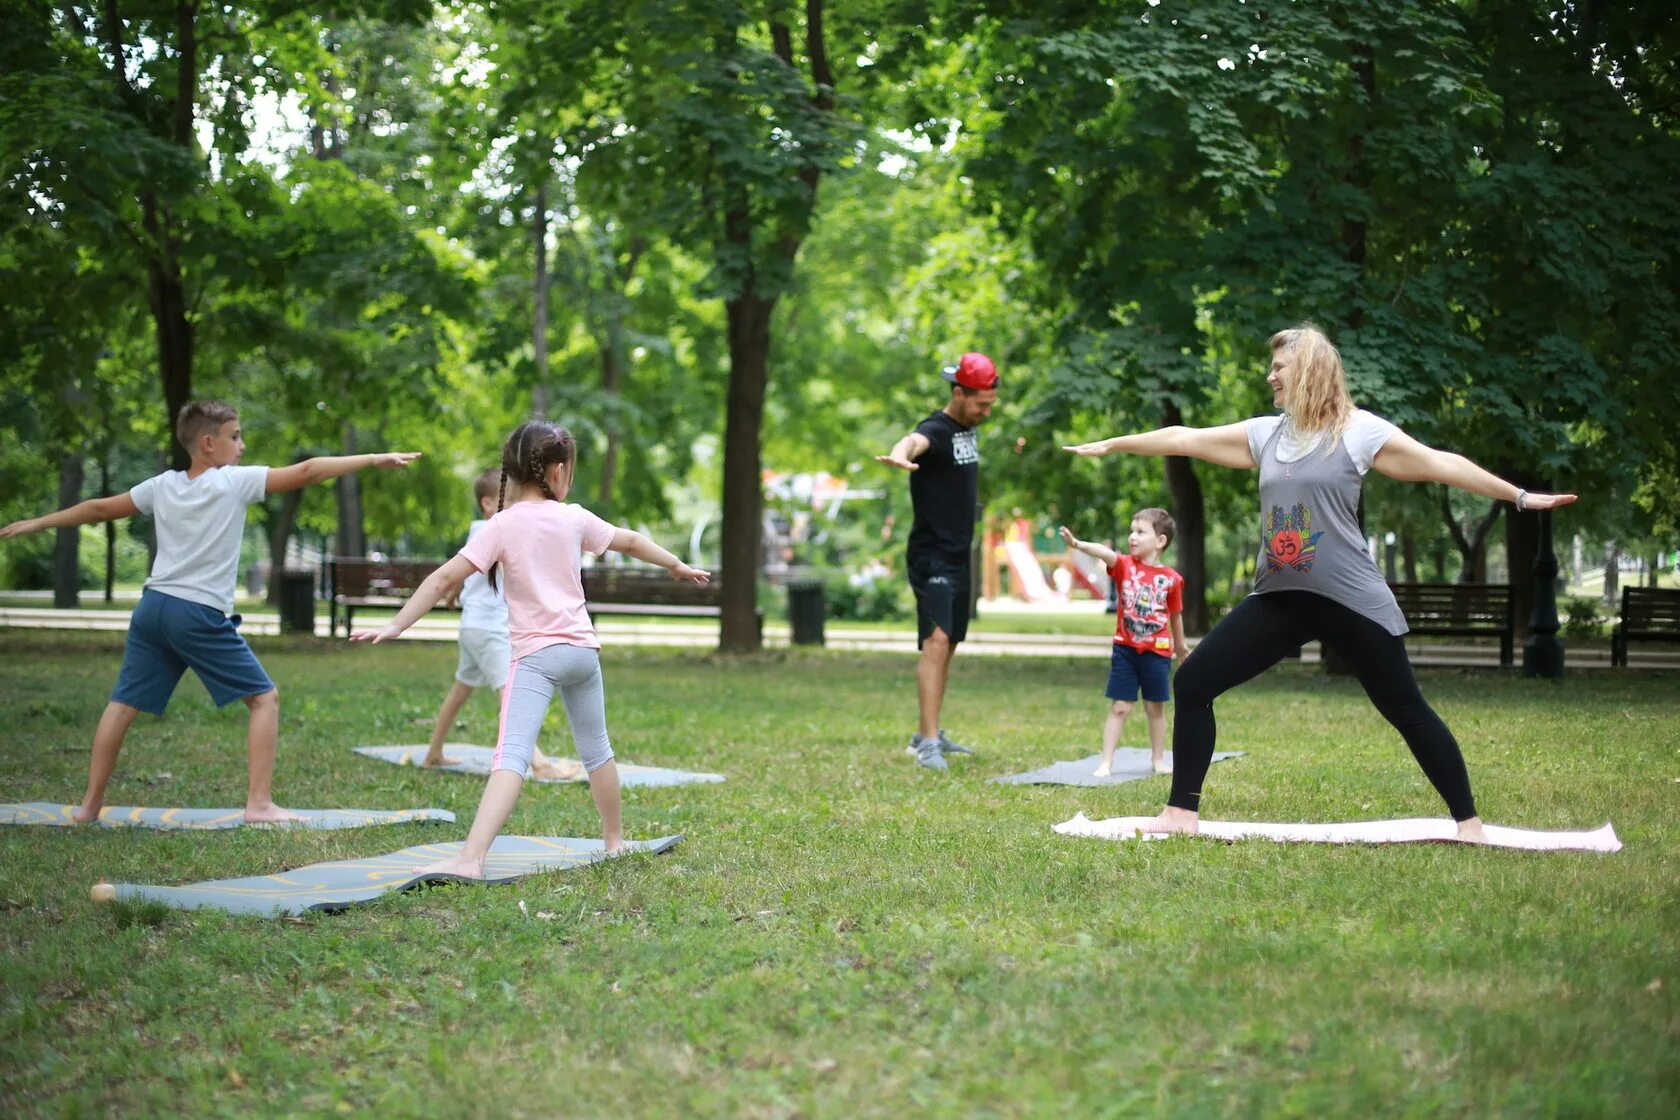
[908,552,971,648]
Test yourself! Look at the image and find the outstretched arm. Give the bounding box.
[1059,525,1119,569]
[266,452,422,494]
[1063,422,1256,470]
[607,528,710,583]
[1371,431,1577,510]
[0,493,140,538]
[349,555,475,642]
[875,432,931,472]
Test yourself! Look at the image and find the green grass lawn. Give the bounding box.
[1,630,1676,1117]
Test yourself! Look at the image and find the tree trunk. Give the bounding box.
[1402,531,1419,584]
[1161,401,1207,634]
[1506,502,1539,642]
[1649,553,1661,589]
[1440,487,1501,583]
[102,455,115,602]
[266,484,306,607]
[533,177,550,418]
[336,423,365,558]
[719,292,775,652]
[53,451,84,609]
[1602,542,1619,612]
[598,341,623,514]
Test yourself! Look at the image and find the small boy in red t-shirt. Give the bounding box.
[1060,509,1187,776]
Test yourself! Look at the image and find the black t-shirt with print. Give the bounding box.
[907,409,980,562]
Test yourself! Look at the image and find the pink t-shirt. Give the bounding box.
[457,501,616,659]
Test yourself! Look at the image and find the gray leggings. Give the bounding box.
[490,643,614,776]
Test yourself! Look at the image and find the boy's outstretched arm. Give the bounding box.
[608,528,710,583]
[0,494,140,538]
[1058,525,1118,569]
[266,452,421,494]
[350,555,473,642]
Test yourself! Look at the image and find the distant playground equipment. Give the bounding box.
[983,518,1107,603]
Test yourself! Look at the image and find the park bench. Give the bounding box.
[327,558,756,637]
[581,568,762,639]
[1389,582,1515,666]
[328,557,447,637]
[1610,586,1680,666]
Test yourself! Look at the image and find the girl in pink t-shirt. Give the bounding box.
[353,422,709,877]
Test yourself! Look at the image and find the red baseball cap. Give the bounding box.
[940,352,999,390]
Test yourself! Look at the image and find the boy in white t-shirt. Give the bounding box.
[422,469,580,780]
[0,401,418,823]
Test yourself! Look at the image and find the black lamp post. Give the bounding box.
[1523,505,1565,678]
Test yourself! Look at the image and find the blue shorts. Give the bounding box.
[112,589,275,715]
[1105,644,1171,704]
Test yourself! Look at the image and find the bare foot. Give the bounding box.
[1091,764,1112,778]
[530,757,584,781]
[1454,817,1487,845]
[1135,807,1199,836]
[71,802,103,824]
[420,754,462,768]
[1152,759,1173,775]
[244,803,306,825]
[604,838,628,855]
[413,856,485,879]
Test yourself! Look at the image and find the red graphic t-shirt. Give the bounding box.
[1107,554,1184,657]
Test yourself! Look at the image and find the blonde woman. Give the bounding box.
[1064,325,1576,843]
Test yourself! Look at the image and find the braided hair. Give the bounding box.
[486,421,575,592]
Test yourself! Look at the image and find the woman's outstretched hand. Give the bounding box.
[1521,492,1579,511]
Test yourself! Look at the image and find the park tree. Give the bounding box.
[495,0,865,651]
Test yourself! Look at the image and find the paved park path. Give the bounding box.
[3,601,1675,669]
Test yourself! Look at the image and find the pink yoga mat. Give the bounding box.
[1053,813,1621,852]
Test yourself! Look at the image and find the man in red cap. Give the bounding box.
[875,352,999,770]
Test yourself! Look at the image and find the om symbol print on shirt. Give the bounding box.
[1264,502,1323,574]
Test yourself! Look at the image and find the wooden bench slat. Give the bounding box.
[1387,582,1514,666]
[1613,587,1680,665]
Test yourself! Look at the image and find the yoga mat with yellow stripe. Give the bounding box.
[98,834,683,917]
[0,802,453,830]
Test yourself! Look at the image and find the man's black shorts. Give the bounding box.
[908,551,971,649]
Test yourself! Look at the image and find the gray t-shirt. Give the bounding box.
[130,465,270,614]
[1244,410,1407,635]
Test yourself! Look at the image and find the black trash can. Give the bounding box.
[278,569,316,635]
[786,580,826,647]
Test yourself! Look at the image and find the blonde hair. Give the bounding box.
[1269,324,1354,447]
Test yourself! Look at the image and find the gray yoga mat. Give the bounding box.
[102,833,684,917]
[354,744,726,788]
[990,749,1244,787]
[0,802,454,830]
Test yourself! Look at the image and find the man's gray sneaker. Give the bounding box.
[936,729,975,756]
[908,734,948,771]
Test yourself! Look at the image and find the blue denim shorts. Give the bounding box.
[112,589,275,715]
[1105,644,1172,703]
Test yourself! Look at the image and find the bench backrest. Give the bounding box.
[1620,586,1680,630]
[1388,582,1512,627]
[582,568,724,608]
[331,558,443,599]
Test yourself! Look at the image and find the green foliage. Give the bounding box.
[823,573,910,622]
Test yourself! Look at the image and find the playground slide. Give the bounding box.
[1066,550,1106,597]
[1004,540,1060,603]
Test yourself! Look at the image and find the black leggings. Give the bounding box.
[1169,591,1477,821]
